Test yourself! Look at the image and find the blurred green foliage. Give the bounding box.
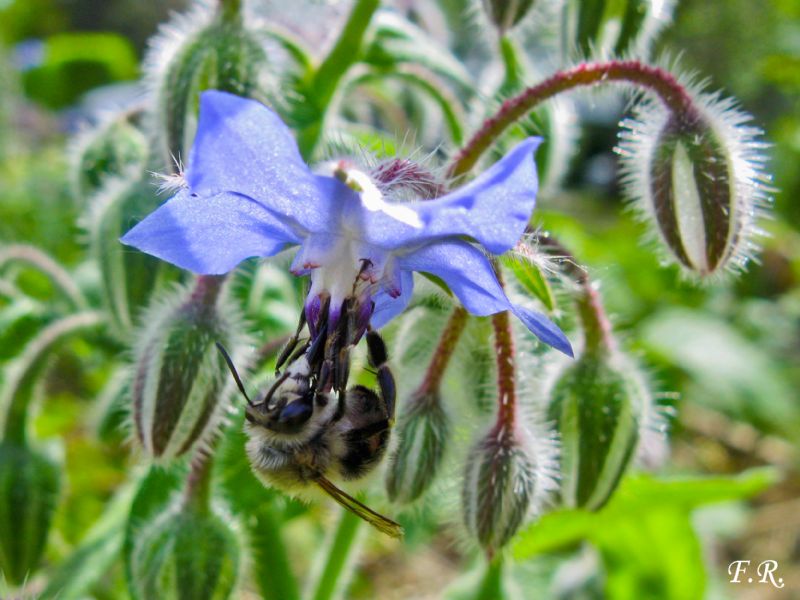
[0,0,797,598]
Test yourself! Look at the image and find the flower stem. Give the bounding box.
[536,232,616,354]
[250,503,302,600]
[186,274,225,321]
[298,0,380,157]
[576,283,616,355]
[0,244,87,310]
[492,308,517,430]
[418,307,468,393]
[217,0,242,23]
[306,507,363,600]
[1,311,104,444]
[475,554,506,600]
[184,448,214,514]
[448,60,695,178]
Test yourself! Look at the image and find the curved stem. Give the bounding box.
[306,507,362,600]
[0,244,87,310]
[1,311,105,444]
[418,307,468,393]
[536,232,615,354]
[448,59,696,178]
[347,66,465,144]
[576,283,616,354]
[298,0,381,157]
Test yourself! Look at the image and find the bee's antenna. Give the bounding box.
[215,342,255,408]
[263,370,292,409]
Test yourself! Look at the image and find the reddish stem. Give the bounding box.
[492,309,517,430]
[448,60,696,179]
[576,283,616,354]
[419,307,469,393]
[184,448,214,513]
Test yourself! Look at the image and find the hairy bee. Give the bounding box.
[217,303,401,537]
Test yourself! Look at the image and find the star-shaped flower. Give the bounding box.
[121,91,572,356]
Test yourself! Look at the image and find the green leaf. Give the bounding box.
[500,254,557,312]
[363,11,475,96]
[640,308,800,438]
[345,67,465,144]
[22,32,138,108]
[514,468,777,558]
[513,469,778,600]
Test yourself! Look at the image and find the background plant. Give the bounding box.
[0,0,798,598]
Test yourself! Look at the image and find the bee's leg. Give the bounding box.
[275,309,307,374]
[365,328,396,423]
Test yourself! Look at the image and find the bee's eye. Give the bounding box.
[276,400,313,432]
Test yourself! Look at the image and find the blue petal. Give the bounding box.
[511,306,574,358]
[398,240,572,355]
[371,270,415,329]
[120,189,300,274]
[186,91,335,234]
[360,138,541,255]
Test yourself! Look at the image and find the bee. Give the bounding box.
[217,311,401,538]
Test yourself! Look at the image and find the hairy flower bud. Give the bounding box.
[386,390,449,503]
[561,0,675,59]
[145,0,269,170]
[618,92,770,276]
[71,109,147,200]
[481,0,537,34]
[547,351,648,511]
[131,277,237,461]
[128,504,239,600]
[87,177,169,336]
[0,442,60,584]
[462,426,541,556]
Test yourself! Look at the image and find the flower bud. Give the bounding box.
[87,176,171,336]
[481,0,537,34]
[145,1,269,170]
[547,351,648,511]
[0,442,61,584]
[462,426,537,556]
[386,390,449,503]
[128,504,239,600]
[131,277,237,461]
[71,110,148,201]
[618,96,770,276]
[561,0,675,59]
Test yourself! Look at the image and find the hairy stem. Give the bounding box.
[492,308,517,430]
[419,307,469,393]
[0,244,87,310]
[576,284,616,354]
[189,274,225,311]
[535,232,615,353]
[1,311,104,444]
[448,60,695,178]
[184,448,214,514]
[217,0,242,23]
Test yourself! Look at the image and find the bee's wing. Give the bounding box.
[315,476,403,539]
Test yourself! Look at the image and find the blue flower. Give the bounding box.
[121,91,572,356]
